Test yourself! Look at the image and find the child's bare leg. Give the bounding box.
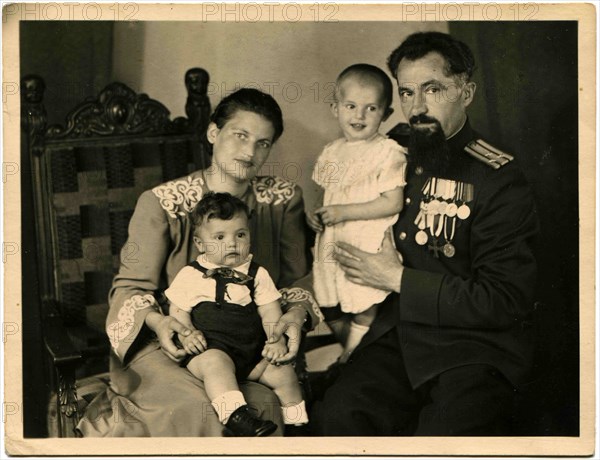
[187,350,244,424]
[340,305,379,363]
[255,362,308,426]
[187,349,238,401]
[353,304,379,327]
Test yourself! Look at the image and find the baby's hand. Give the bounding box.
[306,209,324,233]
[180,330,207,355]
[262,336,290,364]
[315,205,346,226]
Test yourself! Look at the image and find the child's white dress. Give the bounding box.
[312,133,407,313]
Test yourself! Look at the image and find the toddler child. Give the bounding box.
[308,64,408,362]
[166,192,308,436]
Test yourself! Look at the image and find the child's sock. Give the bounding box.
[340,321,370,363]
[211,390,247,424]
[281,400,309,425]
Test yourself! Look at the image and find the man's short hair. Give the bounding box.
[387,32,475,83]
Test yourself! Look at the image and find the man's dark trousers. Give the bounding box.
[310,330,516,436]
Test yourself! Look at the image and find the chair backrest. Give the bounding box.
[21,70,211,374]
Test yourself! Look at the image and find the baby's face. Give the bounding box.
[332,78,388,142]
[194,213,251,268]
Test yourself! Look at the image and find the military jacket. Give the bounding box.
[367,120,540,388]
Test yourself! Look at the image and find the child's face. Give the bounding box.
[332,78,389,142]
[193,212,251,267]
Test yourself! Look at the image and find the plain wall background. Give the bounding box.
[112,21,448,207]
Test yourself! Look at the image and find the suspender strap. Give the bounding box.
[187,260,260,305]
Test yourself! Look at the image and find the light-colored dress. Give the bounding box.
[77,171,322,437]
[312,134,407,313]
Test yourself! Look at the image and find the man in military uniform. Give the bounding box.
[311,32,539,435]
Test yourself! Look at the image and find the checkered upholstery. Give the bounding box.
[45,139,201,370]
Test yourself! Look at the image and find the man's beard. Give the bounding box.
[408,115,451,176]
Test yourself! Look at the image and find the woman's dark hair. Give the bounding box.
[210,88,284,143]
[387,32,475,82]
[192,192,251,231]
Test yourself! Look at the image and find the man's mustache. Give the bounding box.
[409,114,440,126]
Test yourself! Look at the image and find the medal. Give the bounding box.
[415,230,428,245]
[437,201,448,216]
[446,203,458,217]
[457,204,471,220]
[442,215,457,258]
[443,243,456,258]
[428,199,440,214]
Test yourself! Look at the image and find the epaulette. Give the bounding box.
[464,139,514,169]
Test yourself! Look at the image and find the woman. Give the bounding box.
[78,89,322,436]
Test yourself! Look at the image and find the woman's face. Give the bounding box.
[207,110,276,183]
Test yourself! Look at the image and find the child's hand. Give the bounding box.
[306,209,324,233]
[262,336,290,364]
[180,330,207,355]
[315,205,346,226]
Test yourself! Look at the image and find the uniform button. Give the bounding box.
[399,232,407,241]
[405,197,411,205]
[415,166,423,175]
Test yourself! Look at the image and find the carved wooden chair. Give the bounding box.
[21,68,211,437]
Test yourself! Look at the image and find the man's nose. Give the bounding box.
[410,93,427,117]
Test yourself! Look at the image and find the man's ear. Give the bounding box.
[462,81,477,108]
[206,122,220,144]
[383,107,394,122]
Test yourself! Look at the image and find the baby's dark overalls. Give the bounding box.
[180,260,266,380]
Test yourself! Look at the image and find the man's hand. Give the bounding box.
[315,205,347,226]
[266,306,306,364]
[335,229,404,293]
[146,312,191,361]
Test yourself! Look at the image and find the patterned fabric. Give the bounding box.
[253,176,295,205]
[46,139,198,359]
[151,175,204,218]
[280,286,324,323]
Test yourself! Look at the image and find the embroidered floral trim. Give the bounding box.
[107,294,157,352]
[280,287,324,322]
[253,176,295,206]
[152,176,204,218]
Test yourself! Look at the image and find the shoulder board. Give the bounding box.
[464,139,514,170]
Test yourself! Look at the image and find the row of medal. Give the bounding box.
[413,177,474,258]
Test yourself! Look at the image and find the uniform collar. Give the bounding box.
[446,117,475,155]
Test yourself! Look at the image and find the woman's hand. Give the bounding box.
[335,229,404,293]
[306,209,324,233]
[262,336,288,364]
[315,205,347,226]
[146,311,191,361]
[266,306,306,364]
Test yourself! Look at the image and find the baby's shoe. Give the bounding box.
[223,405,277,437]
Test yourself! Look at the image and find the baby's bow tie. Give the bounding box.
[203,267,253,285]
